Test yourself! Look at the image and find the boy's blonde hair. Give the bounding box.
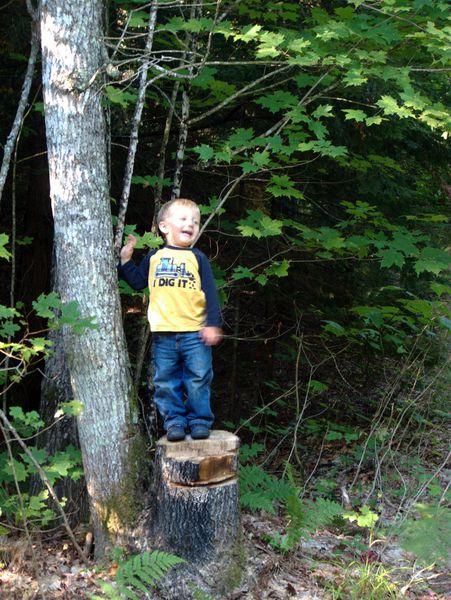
[157,198,200,228]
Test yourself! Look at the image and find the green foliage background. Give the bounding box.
[0,0,449,591]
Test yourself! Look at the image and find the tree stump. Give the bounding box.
[149,430,244,599]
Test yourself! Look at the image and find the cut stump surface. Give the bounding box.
[149,430,244,599]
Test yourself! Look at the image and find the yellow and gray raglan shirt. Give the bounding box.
[119,246,222,332]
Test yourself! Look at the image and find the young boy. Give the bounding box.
[119,198,222,441]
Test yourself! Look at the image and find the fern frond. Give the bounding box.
[240,490,276,513]
[115,549,185,597]
[301,498,343,533]
[397,505,451,564]
[239,465,297,513]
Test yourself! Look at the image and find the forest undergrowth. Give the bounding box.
[0,329,449,599]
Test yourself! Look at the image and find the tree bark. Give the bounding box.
[37,262,89,525]
[40,0,146,555]
[141,431,244,599]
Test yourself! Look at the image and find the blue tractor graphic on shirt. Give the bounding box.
[155,257,195,281]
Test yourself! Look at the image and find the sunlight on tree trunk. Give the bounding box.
[40,0,145,556]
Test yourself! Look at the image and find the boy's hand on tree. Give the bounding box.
[120,234,137,265]
[200,326,222,346]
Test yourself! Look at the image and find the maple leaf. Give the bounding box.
[266,174,304,199]
[377,248,405,269]
[256,91,298,113]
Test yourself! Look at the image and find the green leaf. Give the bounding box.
[414,247,451,275]
[358,506,379,527]
[9,407,44,435]
[128,11,148,28]
[317,227,345,250]
[104,86,137,108]
[3,458,28,482]
[390,230,419,255]
[343,109,367,122]
[33,102,45,114]
[191,67,217,89]
[298,139,348,158]
[322,321,346,336]
[231,266,254,281]
[288,38,311,53]
[234,24,262,43]
[399,299,433,320]
[114,550,185,597]
[252,150,270,168]
[227,128,255,149]
[0,320,20,339]
[256,31,285,58]
[30,337,53,355]
[266,175,304,199]
[377,247,405,269]
[55,301,98,333]
[343,68,367,87]
[16,236,34,246]
[325,430,342,441]
[293,73,318,89]
[46,452,77,479]
[343,506,379,528]
[377,95,413,118]
[132,231,163,250]
[308,380,329,393]
[32,292,62,319]
[193,144,214,161]
[160,16,185,34]
[0,233,11,260]
[198,196,226,217]
[405,213,448,223]
[265,259,290,278]
[0,305,18,320]
[312,104,334,119]
[365,115,383,126]
[430,283,451,297]
[308,120,328,140]
[256,91,298,113]
[57,400,84,417]
[183,17,214,33]
[131,175,171,189]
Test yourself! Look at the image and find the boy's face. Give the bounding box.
[159,204,200,247]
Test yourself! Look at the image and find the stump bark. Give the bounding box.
[148,430,244,599]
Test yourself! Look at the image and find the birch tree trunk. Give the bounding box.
[40,0,146,555]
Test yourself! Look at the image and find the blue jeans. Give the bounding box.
[152,332,214,431]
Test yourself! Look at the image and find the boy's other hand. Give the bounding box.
[200,326,222,346]
[120,234,137,265]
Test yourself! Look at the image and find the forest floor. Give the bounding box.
[0,510,449,599]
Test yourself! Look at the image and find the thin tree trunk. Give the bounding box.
[0,16,40,208]
[114,2,158,251]
[40,0,145,556]
[153,80,181,224]
[171,2,201,199]
[171,86,190,199]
